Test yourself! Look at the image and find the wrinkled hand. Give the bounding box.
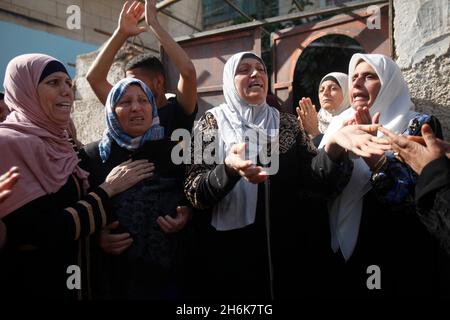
[100,159,154,197]
[327,124,390,160]
[349,108,383,168]
[0,166,20,204]
[157,206,191,233]
[224,143,268,184]
[98,221,133,255]
[117,1,146,37]
[380,124,450,174]
[353,107,381,128]
[296,97,320,138]
[144,0,158,26]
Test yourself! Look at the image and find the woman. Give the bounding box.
[80,78,191,300]
[0,54,153,300]
[319,53,446,297]
[380,124,450,255]
[183,52,390,299]
[296,72,350,147]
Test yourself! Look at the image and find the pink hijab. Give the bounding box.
[0,53,89,217]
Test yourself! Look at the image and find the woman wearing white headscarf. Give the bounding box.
[183,52,389,299]
[297,72,350,146]
[319,53,446,298]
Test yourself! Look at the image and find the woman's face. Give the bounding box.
[350,61,381,109]
[115,84,153,137]
[234,58,268,105]
[37,72,74,125]
[319,80,344,112]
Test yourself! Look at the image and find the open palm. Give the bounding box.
[118,1,146,37]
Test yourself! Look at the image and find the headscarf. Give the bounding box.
[99,78,164,162]
[319,53,416,260]
[316,72,350,133]
[0,53,89,217]
[204,51,280,231]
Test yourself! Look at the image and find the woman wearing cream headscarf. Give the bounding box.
[297,72,350,147]
[319,53,446,298]
[183,52,388,299]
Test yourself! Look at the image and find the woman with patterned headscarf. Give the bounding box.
[0,54,152,300]
[80,77,192,299]
[183,52,388,299]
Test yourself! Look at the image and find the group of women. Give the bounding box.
[0,45,449,300]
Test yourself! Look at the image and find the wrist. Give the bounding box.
[325,139,346,162]
[224,159,239,177]
[99,183,114,198]
[148,19,162,31]
[307,130,320,140]
[312,128,321,137]
[114,28,130,40]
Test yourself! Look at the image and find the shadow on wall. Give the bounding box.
[413,98,450,141]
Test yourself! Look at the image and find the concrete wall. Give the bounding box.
[72,45,141,144]
[65,0,202,143]
[394,0,450,140]
[0,0,124,46]
[0,0,202,50]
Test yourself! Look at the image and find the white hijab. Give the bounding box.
[319,53,416,260]
[317,72,350,133]
[206,51,280,231]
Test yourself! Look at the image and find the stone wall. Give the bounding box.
[71,0,450,143]
[72,44,142,144]
[394,0,450,140]
[0,0,127,46]
[0,0,202,48]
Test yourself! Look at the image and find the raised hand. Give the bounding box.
[224,143,268,184]
[325,124,390,168]
[296,97,320,138]
[144,0,158,26]
[380,124,450,174]
[117,1,146,37]
[157,206,191,233]
[353,106,380,128]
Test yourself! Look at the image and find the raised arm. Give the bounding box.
[86,1,146,105]
[145,0,197,115]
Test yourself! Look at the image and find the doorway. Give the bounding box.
[293,34,364,112]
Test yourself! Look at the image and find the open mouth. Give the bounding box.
[248,82,263,88]
[55,102,72,110]
[352,93,369,102]
[130,116,145,123]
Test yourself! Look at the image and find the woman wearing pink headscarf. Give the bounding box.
[0,54,153,299]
